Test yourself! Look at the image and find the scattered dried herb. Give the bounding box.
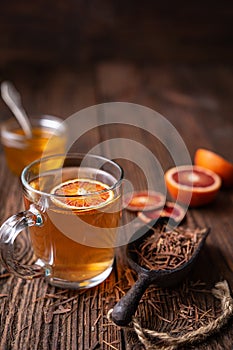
[0,294,8,298]
[135,225,206,270]
[0,273,11,279]
[102,339,118,350]
[91,341,101,350]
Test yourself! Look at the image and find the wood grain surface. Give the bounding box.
[0,63,233,349]
[0,0,232,65]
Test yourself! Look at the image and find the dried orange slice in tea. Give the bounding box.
[123,190,166,211]
[165,165,221,207]
[51,179,114,209]
[194,148,233,187]
[138,201,185,224]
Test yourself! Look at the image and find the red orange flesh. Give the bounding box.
[123,190,166,212]
[137,201,185,224]
[165,165,221,207]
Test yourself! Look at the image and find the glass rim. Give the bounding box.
[1,115,66,142]
[21,153,124,198]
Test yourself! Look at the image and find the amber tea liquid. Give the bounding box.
[24,167,121,288]
[1,116,67,176]
[3,127,66,176]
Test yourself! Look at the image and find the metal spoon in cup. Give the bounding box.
[1,81,32,138]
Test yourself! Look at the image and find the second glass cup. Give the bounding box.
[0,115,67,176]
[0,153,123,289]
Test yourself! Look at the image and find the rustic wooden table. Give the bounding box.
[0,63,232,349]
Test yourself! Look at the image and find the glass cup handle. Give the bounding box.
[0,206,44,279]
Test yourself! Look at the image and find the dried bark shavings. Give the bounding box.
[135,225,207,271]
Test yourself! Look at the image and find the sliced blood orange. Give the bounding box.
[123,190,166,212]
[137,201,185,224]
[165,165,221,207]
[194,148,233,187]
[51,178,114,209]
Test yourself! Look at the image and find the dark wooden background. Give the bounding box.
[0,1,233,350]
[0,0,232,67]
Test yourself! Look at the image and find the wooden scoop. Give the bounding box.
[111,217,210,326]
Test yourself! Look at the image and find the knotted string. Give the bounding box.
[108,280,233,349]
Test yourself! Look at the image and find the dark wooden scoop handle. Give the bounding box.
[111,273,150,326]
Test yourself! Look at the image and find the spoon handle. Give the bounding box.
[111,274,150,326]
[1,81,32,138]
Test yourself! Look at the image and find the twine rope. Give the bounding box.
[108,280,233,349]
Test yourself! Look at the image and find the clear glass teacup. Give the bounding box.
[0,115,67,176]
[0,153,123,289]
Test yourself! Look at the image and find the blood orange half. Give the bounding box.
[165,165,221,207]
[51,178,114,210]
[194,148,233,187]
[123,190,166,212]
[137,201,185,224]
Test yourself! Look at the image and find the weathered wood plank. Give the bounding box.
[0,67,122,350]
[0,64,232,350]
[95,62,233,349]
[0,1,232,65]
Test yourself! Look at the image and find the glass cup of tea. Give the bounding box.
[0,115,67,176]
[0,153,123,289]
